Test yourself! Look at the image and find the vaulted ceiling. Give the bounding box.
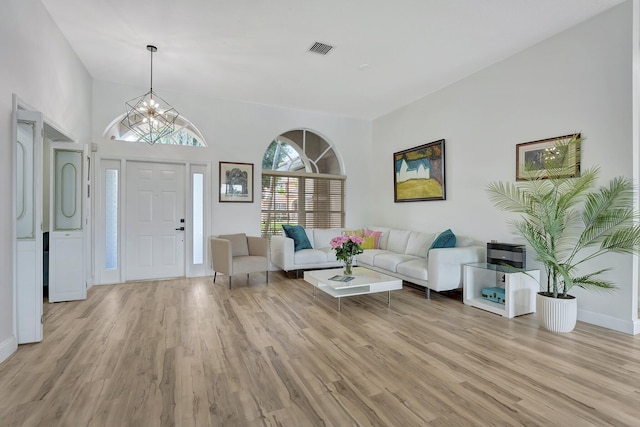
[41,0,625,119]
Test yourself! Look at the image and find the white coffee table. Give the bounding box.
[303,267,403,311]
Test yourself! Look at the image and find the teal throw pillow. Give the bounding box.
[282,225,313,251]
[429,229,456,252]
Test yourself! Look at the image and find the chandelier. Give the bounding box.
[121,45,179,145]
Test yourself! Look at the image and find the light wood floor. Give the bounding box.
[1,272,640,426]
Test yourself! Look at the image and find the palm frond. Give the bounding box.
[554,167,598,211]
[600,225,640,254]
[486,182,529,213]
[574,176,636,257]
[578,208,635,251]
[570,269,616,292]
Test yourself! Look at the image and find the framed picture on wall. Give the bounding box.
[219,161,254,202]
[516,133,580,181]
[393,139,446,202]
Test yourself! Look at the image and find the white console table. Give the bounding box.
[463,262,540,318]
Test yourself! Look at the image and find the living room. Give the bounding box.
[1,0,639,424]
[85,0,638,334]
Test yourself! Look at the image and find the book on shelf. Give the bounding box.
[328,275,355,282]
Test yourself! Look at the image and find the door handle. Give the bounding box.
[175,227,185,231]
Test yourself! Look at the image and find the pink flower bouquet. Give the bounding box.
[331,235,364,275]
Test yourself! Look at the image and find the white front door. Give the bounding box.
[125,162,185,280]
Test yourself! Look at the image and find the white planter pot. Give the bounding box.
[536,293,577,333]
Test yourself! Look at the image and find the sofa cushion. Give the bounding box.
[219,233,249,257]
[366,227,391,249]
[429,229,456,251]
[361,236,377,249]
[319,247,339,262]
[294,249,328,264]
[343,228,364,238]
[396,259,429,281]
[386,229,412,254]
[312,228,343,249]
[364,229,382,249]
[374,253,421,273]
[357,249,388,266]
[282,225,313,251]
[405,232,436,257]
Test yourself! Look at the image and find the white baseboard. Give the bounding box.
[0,334,18,365]
[578,309,640,335]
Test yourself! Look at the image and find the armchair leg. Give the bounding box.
[266,271,269,283]
[213,272,217,283]
[229,276,232,289]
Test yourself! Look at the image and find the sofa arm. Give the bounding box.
[270,235,296,271]
[428,246,485,291]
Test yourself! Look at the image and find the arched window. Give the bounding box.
[261,129,345,237]
[103,113,207,147]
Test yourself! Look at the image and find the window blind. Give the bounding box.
[261,171,345,238]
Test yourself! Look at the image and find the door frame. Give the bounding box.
[94,155,211,284]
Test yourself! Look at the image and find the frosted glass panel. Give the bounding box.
[16,122,35,239]
[54,150,82,230]
[105,169,118,269]
[61,163,78,218]
[192,173,204,264]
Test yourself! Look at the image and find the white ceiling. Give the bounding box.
[41,0,625,120]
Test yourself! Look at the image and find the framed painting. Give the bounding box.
[394,139,445,202]
[219,161,253,202]
[516,133,580,181]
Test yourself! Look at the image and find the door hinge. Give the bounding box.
[41,315,44,324]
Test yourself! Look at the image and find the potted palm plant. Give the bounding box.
[487,134,640,332]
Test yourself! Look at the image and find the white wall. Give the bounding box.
[372,1,637,333]
[91,79,372,247]
[0,0,92,363]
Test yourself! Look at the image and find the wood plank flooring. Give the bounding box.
[1,272,640,426]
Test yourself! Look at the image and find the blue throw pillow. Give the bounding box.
[429,229,456,253]
[282,225,313,252]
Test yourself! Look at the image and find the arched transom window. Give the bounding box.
[103,113,207,147]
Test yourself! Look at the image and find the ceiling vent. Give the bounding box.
[308,42,334,55]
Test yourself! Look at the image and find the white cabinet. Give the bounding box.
[463,262,540,318]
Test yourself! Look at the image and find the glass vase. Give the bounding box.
[344,256,353,276]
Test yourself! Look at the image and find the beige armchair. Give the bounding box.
[211,233,269,289]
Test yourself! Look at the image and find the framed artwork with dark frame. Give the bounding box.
[219,161,254,203]
[393,139,446,202]
[516,133,580,181]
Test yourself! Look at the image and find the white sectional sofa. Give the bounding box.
[270,226,485,298]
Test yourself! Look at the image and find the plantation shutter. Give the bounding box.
[261,171,345,238]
